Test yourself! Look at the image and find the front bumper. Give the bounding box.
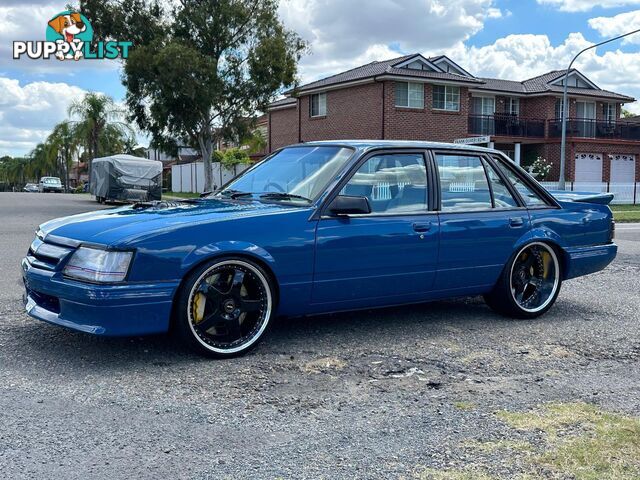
[22,257,179,336]
[563,243,617,280]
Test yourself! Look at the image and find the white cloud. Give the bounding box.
[0,78,87,157]
[280,0,507,84]
[588,10,640,43]
[537,0,640,11]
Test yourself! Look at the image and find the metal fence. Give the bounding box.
[539,181,640,204]
[170,162,250,193]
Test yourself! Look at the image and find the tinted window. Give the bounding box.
[341,154,428,214]
[483,160,518,208]
[436,154,492,211]
[492,157,547,207]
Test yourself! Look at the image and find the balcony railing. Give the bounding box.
[468,114,545,138]
[548,118,640,141]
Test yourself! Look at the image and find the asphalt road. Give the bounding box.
[1,192,639,479]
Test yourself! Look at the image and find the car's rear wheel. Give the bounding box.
[484,242,561,319]
[175,257,274,358]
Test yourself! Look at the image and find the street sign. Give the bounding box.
[453,136,490,145]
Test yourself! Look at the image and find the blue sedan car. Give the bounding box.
[22,141,616,358]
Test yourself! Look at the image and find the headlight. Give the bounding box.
[63,247,133,283]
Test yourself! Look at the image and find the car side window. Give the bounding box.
[492,156,547,207]
[341,153,428,214]
[482,159,519,209]
[436,154,492,211]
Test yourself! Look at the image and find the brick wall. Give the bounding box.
[268,106,299,151]
[299,83,384,142]
[383,82,469,141]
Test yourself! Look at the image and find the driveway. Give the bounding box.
[1,192,639,479]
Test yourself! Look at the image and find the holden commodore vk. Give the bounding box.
[22,141,617,358]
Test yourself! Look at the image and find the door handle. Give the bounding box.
[412,222,431,233]
[509,217,525,227]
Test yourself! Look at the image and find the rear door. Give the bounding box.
[434,151,530,291]
[313,150,439,306]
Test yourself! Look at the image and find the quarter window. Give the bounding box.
[395,82,424,109]
[432,85,460,111]
[341,154,428,214]
[492,157,547,206]
[310,93,327,117]
[436,154,492,211]
[483,160,519,208]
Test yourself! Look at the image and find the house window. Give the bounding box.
[604,103,616,123]
[508,97,519,117]
[310,93,327,117]
[432,85,460,111]
[395,82,424,108]
[472,96,495,116]
[555,99,565,120]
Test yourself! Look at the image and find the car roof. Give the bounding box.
[293,139,498,154]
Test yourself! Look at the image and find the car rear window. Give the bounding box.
[491,157,547,207]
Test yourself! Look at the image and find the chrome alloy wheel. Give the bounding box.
[509,242,560,313]
[187,260,272,354]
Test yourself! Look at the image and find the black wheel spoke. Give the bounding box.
[239,299,261,312]
[224,316,242,340]
[228,270,245,296]
[196,311,224,332]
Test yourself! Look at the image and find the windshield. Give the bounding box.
[43,178,61,184]
[217,146,353,203]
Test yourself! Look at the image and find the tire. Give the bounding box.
[484,242,562,319]
[174,257,275,358]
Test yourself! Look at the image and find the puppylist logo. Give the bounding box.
[13,10,132,61]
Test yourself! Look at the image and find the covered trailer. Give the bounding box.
[90,154,162,203]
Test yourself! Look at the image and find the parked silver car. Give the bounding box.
[38,177,63,193]
[23,183,39,192]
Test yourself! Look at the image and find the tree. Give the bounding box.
[47,121,79,191]
[68,92,132,179]
[84,0,306,192]
[621,108,635,119]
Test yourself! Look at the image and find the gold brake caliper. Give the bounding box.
[193,291,206,324]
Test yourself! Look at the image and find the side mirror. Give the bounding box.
[328,195,371,215]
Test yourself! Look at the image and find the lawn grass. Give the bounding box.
[497,402,640,480]
[162,191,200,199]
[610,204,640,223]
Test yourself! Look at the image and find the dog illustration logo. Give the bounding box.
[46,11,93,61]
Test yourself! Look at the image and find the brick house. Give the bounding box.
[266,53,640,182]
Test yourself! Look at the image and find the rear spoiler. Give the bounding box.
[547,190,614,205]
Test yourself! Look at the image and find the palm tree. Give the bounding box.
[68,93,132,180]
[47,121,79,191]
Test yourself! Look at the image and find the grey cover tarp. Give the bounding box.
[90,154,163,201]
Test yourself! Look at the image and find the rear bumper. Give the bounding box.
[563,243,617,280]
[22,258,179,336]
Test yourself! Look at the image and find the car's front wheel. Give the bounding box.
[175,257,275,358]
[484,242,562,319]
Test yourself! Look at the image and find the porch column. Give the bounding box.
[514,143,521,165]
[488,141,495,149]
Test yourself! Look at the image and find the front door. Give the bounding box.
[313,151,439,307]
[435,152,530,291]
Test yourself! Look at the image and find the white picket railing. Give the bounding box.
[539,182,640,205]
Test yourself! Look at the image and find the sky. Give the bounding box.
[1,0,640,157]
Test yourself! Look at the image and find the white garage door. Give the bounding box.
[610,154,636,183]
[574,153,603,182]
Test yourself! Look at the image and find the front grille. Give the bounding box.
[27,237,76,271]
